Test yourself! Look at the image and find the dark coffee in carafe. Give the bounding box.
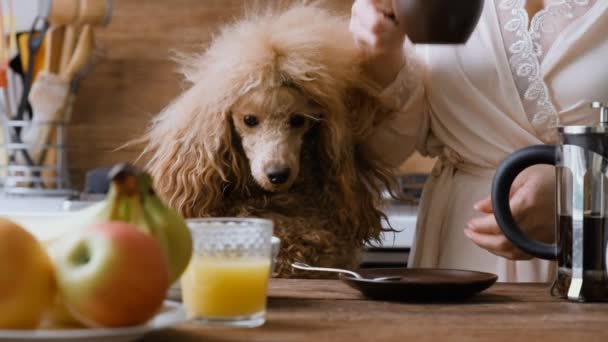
[555,215,608,301]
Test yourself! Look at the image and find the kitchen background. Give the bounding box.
[1,0,436,267]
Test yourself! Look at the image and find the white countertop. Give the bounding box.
[0,193,71,215]
[0,192,417,249]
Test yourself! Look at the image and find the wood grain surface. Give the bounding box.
[141,279,606,342]
[67,0,353,188]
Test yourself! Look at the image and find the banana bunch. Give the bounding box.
[45,163,193,283]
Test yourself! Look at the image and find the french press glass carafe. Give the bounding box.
[492,101,608,302]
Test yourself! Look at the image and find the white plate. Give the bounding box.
[0,301,186,342]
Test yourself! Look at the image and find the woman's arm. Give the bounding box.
[351,0,430,168]
[350,0,407,87]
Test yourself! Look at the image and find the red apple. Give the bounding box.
[50,222,170,327]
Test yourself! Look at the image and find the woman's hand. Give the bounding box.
[465,164,556,260]
[349,0,407,87]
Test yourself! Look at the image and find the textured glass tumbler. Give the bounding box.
[180,218,273,328]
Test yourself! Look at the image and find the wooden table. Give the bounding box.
[143,280,608,342]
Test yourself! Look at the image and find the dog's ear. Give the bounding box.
[142,84,248,218]
[312,82,397,242]
[347,84,400,239]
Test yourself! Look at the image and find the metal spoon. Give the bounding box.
[291,262,402,282]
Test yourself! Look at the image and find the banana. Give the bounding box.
[112,165,192,283]
[139,174,194,284]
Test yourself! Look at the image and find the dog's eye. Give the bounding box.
[243,115,259,127]
[289,114,306,128]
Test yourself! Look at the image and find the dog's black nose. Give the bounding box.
[267,168,291,185]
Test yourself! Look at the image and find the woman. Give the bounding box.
[351,0,608,281]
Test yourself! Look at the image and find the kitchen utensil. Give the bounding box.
[2,35,37,167]
[0,2,10,181]
[6,0,17,57]
[340,268,497,302]
[0,300,185,342]
[39,93,73,189]
[58,0,112,72]
[4,0,18,116]
[59,25,77,73]
[43,25,95,189]
[0,133,5,182]
[78,0,113,26]
[9,54,25,93]
[25,25,94,167]
[291,262,403,281]
[32,1,111,191]
[15,16,49,122]
[9,23,48,183]
[47,0,79,72]
[8,53,33,132]
[43,1,113,189]
[44,26,65,74]
[36,24,66,185]
[48,0,80,26]
[40,82,80,189]
[492,101,608,302]
[17,32,46,82]
[391,0,485,44]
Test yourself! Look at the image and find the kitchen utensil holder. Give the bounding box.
[0,118,73,196]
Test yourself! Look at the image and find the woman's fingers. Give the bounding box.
[351,0,404,52]
[349,15,380,48]
[353,0,390,31]
[351,0,399,49]
[370,0,395,15]
[464,229,506,251]
[464,229,532,260]
[473,167,530,214]
[467,214,501,235]
[472,177,534,231]
[473,195,493,213]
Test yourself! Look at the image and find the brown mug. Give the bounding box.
[392,0,485,44]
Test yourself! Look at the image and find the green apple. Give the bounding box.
[50,222,170,327]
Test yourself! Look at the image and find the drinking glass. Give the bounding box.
[180,218,273,327]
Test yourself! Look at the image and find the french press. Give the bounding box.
[492,101,608,302]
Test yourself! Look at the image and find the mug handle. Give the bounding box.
[491,145,558,260]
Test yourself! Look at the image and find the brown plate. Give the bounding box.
[340,268,498,302]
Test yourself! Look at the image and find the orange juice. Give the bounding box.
[180,256,271,319]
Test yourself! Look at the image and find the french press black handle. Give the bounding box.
[491,145,558,260]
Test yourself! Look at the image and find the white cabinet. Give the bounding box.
[362,202,418,267]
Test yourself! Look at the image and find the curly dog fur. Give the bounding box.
[142,3,397,278]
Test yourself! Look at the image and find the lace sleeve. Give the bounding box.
[364,41,430,168]
[380,40,425,110]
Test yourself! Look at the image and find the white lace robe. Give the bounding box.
[370,0,608,282]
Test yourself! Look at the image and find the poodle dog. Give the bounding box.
[142,3,397,277]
